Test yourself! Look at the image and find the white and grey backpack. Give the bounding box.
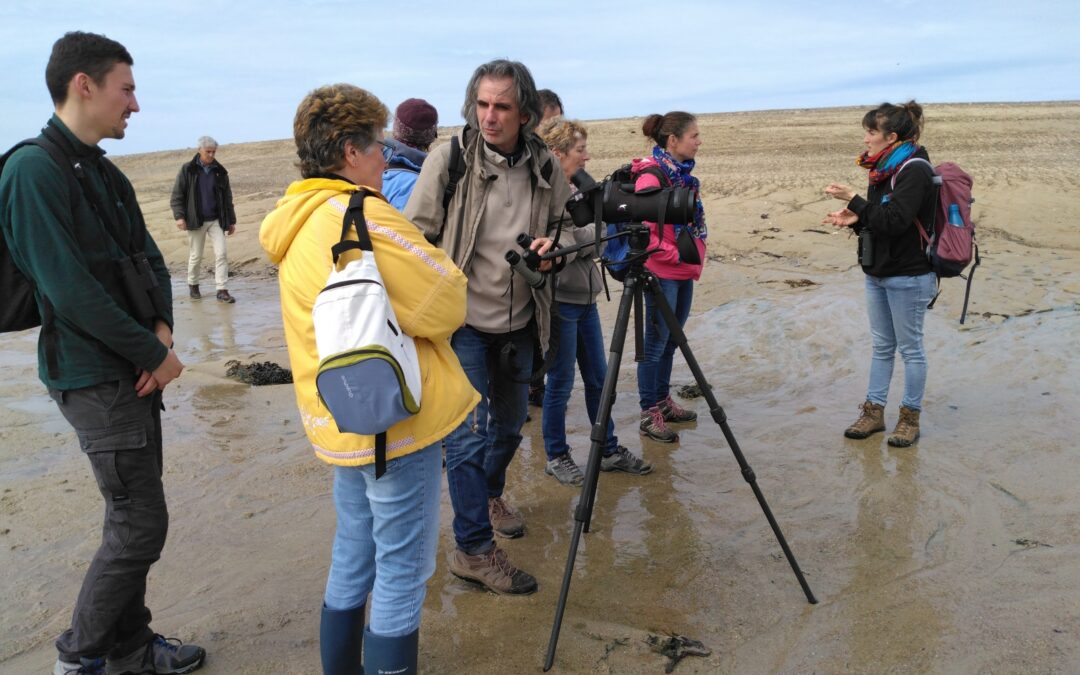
[313,189,421,477]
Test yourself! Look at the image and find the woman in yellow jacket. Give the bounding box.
[260,84,478,675]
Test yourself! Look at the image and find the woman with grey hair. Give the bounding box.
[260,83,477,674]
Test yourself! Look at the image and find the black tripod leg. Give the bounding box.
[642,274,818,604]
[544,275,640,671]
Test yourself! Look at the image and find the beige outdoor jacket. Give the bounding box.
[404,128,572,352]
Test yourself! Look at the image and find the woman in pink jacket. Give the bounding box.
[634,111,706,444]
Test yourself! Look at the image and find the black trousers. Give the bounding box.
[48,378,168,661]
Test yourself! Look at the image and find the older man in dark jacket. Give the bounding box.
[170,136,237,302]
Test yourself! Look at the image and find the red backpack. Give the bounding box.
[893,158,980,323]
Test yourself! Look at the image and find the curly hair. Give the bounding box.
[293,84,389,178]
[536,116,588,155]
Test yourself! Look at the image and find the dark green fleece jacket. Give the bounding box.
[0,116,173,390]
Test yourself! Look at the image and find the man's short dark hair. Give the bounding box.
[538,89,563,114]
[45,31,133,106]
[461,59,542,139]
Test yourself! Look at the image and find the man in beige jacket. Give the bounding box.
[405,59,571,596]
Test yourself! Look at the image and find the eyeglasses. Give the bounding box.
[376,140,393,163]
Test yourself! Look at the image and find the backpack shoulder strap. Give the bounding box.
[891,156,936,190]
[432,133,467,244]
[2,137,82,213]
[442,134,466,211]
[333,188,377,264]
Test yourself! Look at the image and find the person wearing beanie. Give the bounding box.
[382,98,438,210]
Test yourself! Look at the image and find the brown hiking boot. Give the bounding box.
[887,406,921,447]
[449,545,538,595]
[188,284,201,299]
[488,496,525,538]
[844,401,886,439]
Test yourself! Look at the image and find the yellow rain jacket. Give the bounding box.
[260,178,478,466]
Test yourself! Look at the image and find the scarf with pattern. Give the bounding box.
[651,145,707,239]
[857,139,919,185]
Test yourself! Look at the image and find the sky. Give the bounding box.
[2,0,1078,155]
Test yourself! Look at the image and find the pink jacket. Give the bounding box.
[632,157,706,281]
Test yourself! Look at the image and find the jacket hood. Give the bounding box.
[259,178,358,264]
[385,138,427,170]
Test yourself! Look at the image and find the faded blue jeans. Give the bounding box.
[443,324,533,554]
[864,272,937,411]
[542,301,618,459]
[638,277,694,410]
[323,442,441,637]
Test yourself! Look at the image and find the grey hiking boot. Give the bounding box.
[659,395,697,423]
[488,496,525,538]
[887,406,921,447]
[54,658,105,675]
[601,446,653,475]
[106,635,205,674]
[640,406,679,443]
[449,545,538,595]
[545,453,584,486]
[844,400,886,439]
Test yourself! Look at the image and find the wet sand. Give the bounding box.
[2,102,1079,673]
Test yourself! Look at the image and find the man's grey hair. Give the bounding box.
[197,136,218,149]
[461,59,542,139]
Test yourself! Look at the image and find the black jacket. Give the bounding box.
[170,154,236,230]
[847,147,935,278]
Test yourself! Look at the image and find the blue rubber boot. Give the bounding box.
[362,627,418,675]
[320,604,365,675]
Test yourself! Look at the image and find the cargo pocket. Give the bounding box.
[76,421,148,454]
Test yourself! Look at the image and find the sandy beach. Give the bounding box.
[2,101,1079,673]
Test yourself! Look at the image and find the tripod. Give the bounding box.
[542,222,817,671]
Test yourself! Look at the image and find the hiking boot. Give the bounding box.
[601,446,652,475]
[488,496,525,538]
[844,401,886,439]
[448,545,538,595]
[639,406,679,443]
[106,635,205,674]
[54,658,105,675]
[659,395,697,423]
[545,453,584,486]
[216,289,236,304]
[887,406,921,447]
[188,284,201,299]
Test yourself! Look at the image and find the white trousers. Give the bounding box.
[186,219,229,289]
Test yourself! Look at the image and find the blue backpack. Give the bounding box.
[601,163,670,281]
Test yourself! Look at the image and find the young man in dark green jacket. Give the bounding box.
[0,32,205,675]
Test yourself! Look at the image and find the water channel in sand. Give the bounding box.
[2,266,1077,673]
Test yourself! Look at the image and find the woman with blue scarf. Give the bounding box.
[634,111,707,444]
[823,101,936,447]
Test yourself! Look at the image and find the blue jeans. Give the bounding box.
[638,277,694,410]
[864,272,937,411]
[323,442,441,637]
[542,302,619,460]
[443,324,533,554]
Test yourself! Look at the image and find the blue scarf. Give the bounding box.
[651,146,707,239]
